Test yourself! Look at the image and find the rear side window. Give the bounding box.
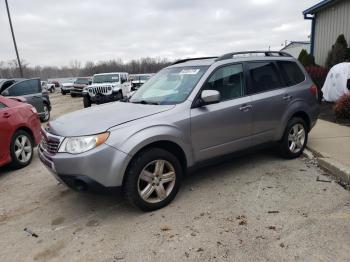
[278,61,305,86]
[203,64,244,101]
[0,102,6,109]
[8,79,41,96]
[247,62,283,94]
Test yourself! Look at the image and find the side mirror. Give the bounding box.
[200,90,220,105]
[1,90,9,96]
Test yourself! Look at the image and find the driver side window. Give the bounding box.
[203,64,244,101]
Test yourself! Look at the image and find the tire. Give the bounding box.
[279,117,308,159]
[114,91,123,101]
[40,103,50,122]
[83,95,91,108]
[61,90,66,95]
[70,93,76,98]
[9,130,34,169]
[124,148,182,211]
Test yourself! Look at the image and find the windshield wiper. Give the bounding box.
[131,100,159,105]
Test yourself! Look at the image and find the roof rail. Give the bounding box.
[215,51,292,62]
[171,57,218,65]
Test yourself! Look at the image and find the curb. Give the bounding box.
[304,148,350,188]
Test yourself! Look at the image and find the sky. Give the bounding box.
[0,0,320,67]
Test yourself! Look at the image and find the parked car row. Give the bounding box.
[57,73,153,108]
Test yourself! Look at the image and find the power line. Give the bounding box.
[5,0,23,77]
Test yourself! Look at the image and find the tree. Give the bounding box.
[298,49,307,63]
[298,49,315,67]
[326,34,349,68]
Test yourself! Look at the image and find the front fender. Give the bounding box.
[106,124,194,167]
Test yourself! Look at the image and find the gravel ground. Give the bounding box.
[0,92,350,262]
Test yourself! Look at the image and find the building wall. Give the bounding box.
[314,0,350,66]
[282,43,310,58]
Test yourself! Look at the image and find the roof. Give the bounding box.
[303,0,339,15]
[281,41,310,50]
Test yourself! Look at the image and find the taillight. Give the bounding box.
[310,84,318,100]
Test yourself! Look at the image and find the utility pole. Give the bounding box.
[5,0,23,77]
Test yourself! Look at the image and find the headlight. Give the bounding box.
[58,132,109,154]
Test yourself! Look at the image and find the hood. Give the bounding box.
[89,82,118,87]
[62,83,74,87]
[48,102,175,137]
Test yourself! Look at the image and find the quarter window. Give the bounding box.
[278,61,305,86]
[203,64,244,101]
[247,62,282,94]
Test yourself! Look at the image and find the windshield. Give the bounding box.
[130,66,208,105]
[93,74,119,84]
[75,78,90,85]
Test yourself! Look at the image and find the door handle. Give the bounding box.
[283,95,293,101]
[3,112,11,118]
[239,105,252,111]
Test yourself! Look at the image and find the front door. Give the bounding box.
[190,63,253,162]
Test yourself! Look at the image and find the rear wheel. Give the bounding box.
[124,148,182,211]
[70,92,76,97]
[83,95,91,108]
[10,130,33,169]
[61,90,66,95]
[279,117,308,159]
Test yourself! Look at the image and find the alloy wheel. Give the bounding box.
[288,123,305,153]
[14,135,32,163]
[137,160,176,204]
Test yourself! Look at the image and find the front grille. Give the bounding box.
[41,130,62,154]
[91,86,110,95]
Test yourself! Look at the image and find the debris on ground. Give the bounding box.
[316,176,332,183]
[197,248,204,252]
[160,225,171,231]
[236,215,247,226]
[280,243,285,248]
[267,226,276,230]
[268,211,279,214]
[23,228,39,238]
[184,252,190,258]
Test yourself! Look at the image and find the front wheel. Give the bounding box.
[40,104,50,122]
[9,130,33,169]
[279,117,308,159]
[61,90,66,95]
[124,148,182,211]
[83,95,91,108]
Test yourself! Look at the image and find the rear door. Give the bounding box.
[246,61,288,145]
[6,79,44,114]
[191,63,253,162]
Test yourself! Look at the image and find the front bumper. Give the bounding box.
[38,142,131,188]
[88,92,121,104]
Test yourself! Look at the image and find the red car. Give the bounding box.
[0,96,41,169]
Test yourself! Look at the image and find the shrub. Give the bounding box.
[305,65,328,89]
[298,49,308,63]
[333,93,350,119]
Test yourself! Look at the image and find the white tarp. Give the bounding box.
[322,62,350,102]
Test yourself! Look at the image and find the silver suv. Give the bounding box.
[39,51,319,211]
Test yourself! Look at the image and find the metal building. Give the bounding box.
[303,0,350,66]
[281,41,311,58]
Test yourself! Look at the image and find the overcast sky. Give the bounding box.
[0,0,319,67]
